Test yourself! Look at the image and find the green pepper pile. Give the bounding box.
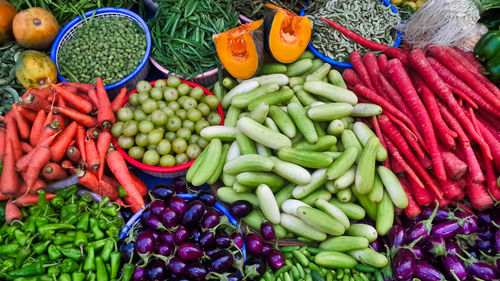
[474,28,500,84]
[0,185,124,281]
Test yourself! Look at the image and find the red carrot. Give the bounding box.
[130,172,147,196]
[42,162,67,180]
[85,138,100,172]
[106,149,145,210]
[98,179,119,200]
[350,52,375,91]
[30,110,46,146]
[466,177,493,210]
[87,127,100,140]
[111,87,128,113]
[0,140,19,195]
[36,120,60,146]
[452,48,484,73]
[62,82,95,93]
[52,113,67,130]
[35,88,55,100]
[385,136,426,190]
[12,104,30,140]
[5,200,22,222]
[14,193,55,207]
[371,116,390,168]
[447,84,479,109]
[0,130,5,158]
[342,69,365,86]
[478,111,500,136]
[61,160,73,170]
[87,89,99,109]
[66,146,81,163]
[22,145,51,189]
[427,57,499,117]
[5,117,23,160]
[95,78,116,128]
[55,107,97,127]
[17,106,36,122]
[401,180,422,218]
[476,120,500,171]
[438,103,485,183]
[123,196,142,213]
[411,72,457,150]
[377,54,388,77]
[51,84,93,114]
[363,52,391,101]
[442,179,462,200]
[21,92,51,112]
[20,142,33,153]
[440,149,468,181]
[482,151,500,200]
[319,17,407,62]
[76,124,87,164]
[379,115,444,199]
[96,131,111,181]
[50,121,77,162]
[404,174,432,206]
[57,93,66,108]
[75,169,101,195]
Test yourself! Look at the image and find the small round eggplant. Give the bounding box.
[199,191,216,206]
[199,230,216,249]
[246,234,263,254]
[261,243,272,256]
[260,222,276,241]
[387,225,407,250]
[201,210,220,229]
[120,242,135,262]
[178,242,203,261]
[167,257,187,276]
[468,261,498,280]
[159,232,175,245]
[169,196,187,215]
[267,249,285,270]
[215,231,232,248]
[414,260,444,281]
[155,243,173,256]
[443,255,467,280]
[160,207,180,228]
[192,228,202,243]
[209,250,234,273]
[146,260,167,281]
[135,231,155,254]
[181,200,205,228]
[227,273,242,281]
[171,177,187,193]
[229,200,253,218]
[175,226,189,244]
[151,184,174,200]
[185,262,208,281]
[144,216,165,230]
[431,221,460,239]
[232,233,244,249]
[391,248,416,281]
[370,240,383,253]
[150,200,167,216]
[244,256,267,277]
[132,267,146,281]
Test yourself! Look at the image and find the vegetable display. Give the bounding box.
[57,17,147,86]
[233,0,306,20]
[475,30,500,83]
[0,187,123,281]
[0,42,23,115]
[111,77,222,167]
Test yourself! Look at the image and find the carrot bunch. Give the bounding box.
[0,78,146,219]
[343,47,500,214]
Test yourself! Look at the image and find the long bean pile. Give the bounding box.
[232,0,306,19]
[148,0,239,79]
[0,42,24,115]
[305,0,399,62]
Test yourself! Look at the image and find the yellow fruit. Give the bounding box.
[12,7,59,49]
[0,0,17,45]
[391,0,403,6]
[15,50,57,89]
[402,1,417,10]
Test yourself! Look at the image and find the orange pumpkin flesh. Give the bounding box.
[12,7,59,50]
[214,20,264,79]
[0,0,17,45]
[265,5,311,63]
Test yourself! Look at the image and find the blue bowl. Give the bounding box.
[50,7,152,97]
[300,0,402,69]
[119,193,247,260]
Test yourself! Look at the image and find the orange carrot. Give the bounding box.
[22,146,51,189]
[96,131,111,180]
[87,127,100,140]
[75,125,86,164]
[87,89,99,108]
[0,140,19,195]
[66,146,80,163]
[36,88,55,100]
[30,110,46,146]
[50,121,77,162]
[36,120,60,146]
[5,200,22,222]
[20,142,33,153]
[61,160,74,171]
[85,138,100,172]
[111,87,128,113]
[22,92,51,112]
[0,193,8,201]
[42,162,67,180]
[130,172,147,196]
[5,117,23,160]
[98,179,119,200]
[51,84,93,114]
[75,169,106,198]
[52,113,67,130]
[96,77,115,128]
[12,104,30,140]
[62,82,95,93]
[106,149,145,210]
[0,130,5,158]
[124,196,142,213]
[102,175,119,188]
[57,93,66,108]
[14,193,55,207]
[17,106,37,122]
[58,83,78,94]
[55,107,97,127]
[114,198,126,207]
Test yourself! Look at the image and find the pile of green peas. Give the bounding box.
[58,17,147,86]
[111,76,221,167]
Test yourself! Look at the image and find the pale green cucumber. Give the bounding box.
[207,143,230,184]
[320,236,369,252]
[216,187,259,206]
[341,129,363,161]
[235,130,257,154]
[295,88,319,106]
[348,248,388,268]
[268,105,297,138]
[280,213,327,242]
[354,136,379,195]
[350,103,382,117]
[225,106,241,127]
[213,81,225,100]
[302,189,331,205]
[377,166,408,209]
[307,103,353,121]
[328,69,347,89]
[270,157,311,186]
[368,174,383,203]
[337,188,352,203]
[237,117,292,149]
[261,63,287,74]
[298,51,314,60]
[275,184,294,208]
[306,63,331,81]
[324,151,343,160]
[233,181,255,193]
[301,58,323,78]
[313,121,326,137]
[346,223,378,242]
[256,184,281,224]
[294,135,337,152]
[222,172,236,186]
[334,165,356,190]
[314,252,358,269]
[191,139,222,186]
[353,122,387,162]
[247,87,294,111]
[241,74,289,86]
[200,126,236,141]
[297,206,345,236]
[287,102,318,143]
[352,187,378,221]
[286,59,313,77]
[236,172,286,188]
[281,199,310,216]
[325,147,358,180]
[248,102,269,123]
[231,83,280,108]
[223,154,274,174]
[292,168,327,199]
[315,199,350,230]
[327,120,345,136]
[325,181,338,194]
[221,81,259,108]
[329,199,365,220]
[186,141,210,183]
[256,143,273,157]
[289,76,305,88]
[278,147,333,169]
[264,117,280,132]
[290,130,303,144]
[303,81,358,105]
[226,141,240,162]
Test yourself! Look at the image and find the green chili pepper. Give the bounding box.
[38,254,49,263]
[48,245,62,260]
[47,265,60,278]
[118,186,127,198]
[38,224,75,233]
[83,246,96,271]
[0,243,20,255]
[293,250,310,267]
[75,213,90,232]
[38,190,47,207]
[14,229,28,246]
[50,196,65,209]
[99,197,110,208]
[120,263,135,281]
[57,246,82,261]
[7,262,45,278]
[13,277,39,281]
[20,208,29,218]
[56,184,78,199]
[91,202,99,210]
[61,258,79,273]
[87,239,108,251]
[109,252,121,279]
[89,218,104,240]
[80,193,93,203]
[35,217,49,229]
[58,273,71,281]
[33,240,50,255]
[280,246,301,253]
[95,256,109,281]
[21,217,36,234]
[101,206,118,217]
[54,233,73,246]
[74,231,88,247]
[101,239,114,262]
[98,219,109,231]
[87,272,97,281]
[106,225,120,239]
[2,258,15,271]
[6,225,18,237]
[72,271,86,281]
[275,265,290,278]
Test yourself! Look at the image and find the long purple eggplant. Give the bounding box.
[412,245,425,259]
[421,206,449,222]
[414,260,445,281]
[407,204,441,244]
[391,248,416,280]
[428,237,446,257]
[431,221,460,239]
[387,225,407,250]
[443,255,467,281]
[446,241,461,255]
[496,229,500,252]
[468,261,498,280]
[454,211,478,234]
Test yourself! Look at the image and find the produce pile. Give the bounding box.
[233,0,306,19]
[0,42,23,115]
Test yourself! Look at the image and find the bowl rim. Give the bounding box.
[111,79,225,173]
[50,7,152,90]
[300,0,403,68]
[149,57,219,80]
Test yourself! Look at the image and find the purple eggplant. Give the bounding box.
[215,231,232,248]
[150,200,167,216]
[199,230,216,249]
[151,184,174,200]
[120,242,135,262]
[135,231,155,254]
[387,225,407,250]
[267,249,285,270]
[175,226,189,244]
[468,261,498,280]
[169,196,187,215]
[198,192,216,206]
[412,245,425,259]
[178,242,203,261]
[229,200,253,218]
[446,241,461,255]
[431,221,460,239]
[475,237,493,254]
[391,248,416,281]
[181,200,205,228]
[244,256,267,279]
[227,273,242,281]
[427,237,447,257]
[146,260,167,281]
[370,240,383,253]
[192,228,202,243]
[477,212,492,225]
[142,208,152,221]
[185,263,208,281]
[455,211,478,234]
[155,243,173,256]
[407,222,430,243]
[144,216,165,230]
[421,206,449,222]
[201,210,220,229]
[167,257,187,276]
[159,232,175,245]
[260,222,276,241]
[232,233,244,249]
[171,177,187,193]
[261,243,272,256]
[246,234,263,254]
[209,250,234,273]
[160,207,180,228]
[206,249,218,258]
[414,260,445,281]
[132,267,146,281]
[443,255,467,280]
[496,229,500,252]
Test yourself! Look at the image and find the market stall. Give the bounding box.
[0,0,499,280]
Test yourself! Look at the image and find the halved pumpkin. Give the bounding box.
[214,20,264,79]
[264,4,311,63]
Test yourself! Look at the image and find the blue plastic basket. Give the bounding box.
[50,7,152,97]
[119,193,247,261]
[300,0,402,69]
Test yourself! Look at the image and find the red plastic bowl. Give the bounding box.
[111,79,225,177]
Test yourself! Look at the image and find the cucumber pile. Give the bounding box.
[186,51,409,270]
